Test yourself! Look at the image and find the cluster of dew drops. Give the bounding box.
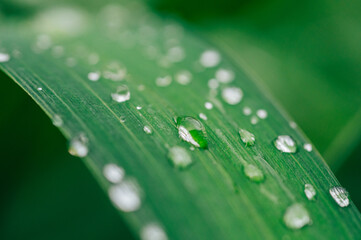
[0,4,352,238]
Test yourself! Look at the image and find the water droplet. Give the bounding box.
[0,52,10,62]
[103,163,125,183]
[221,87,243,105]
[283,203,311,229]
[141,223,168,240]
[176,116,208,149]
[256,109,268,119]
[329,187,350,207]
[244,164,264,182]
[156,75,172,87]
[111,85,131,103]
[304,184,316,200]
[239,129,255,146]
[37,87,43,91]
[108,180,142,212]
[243,107,252,116]
[250,116,259,125]
[290,121,297,129]
[166,46,185,63]
[119,116,126,123]
[88,71,100,81]
[143,125,153,134]
[215,68,234,83]
[208,79,219,89]
[136,106,142,110]
[274,135,297,153]
[199,113,207,120]
[68,134,89,157]
[167,146,193,169]
[200,50,220,68]
[205,102,213,110]
[52,114,63,127]
[303,143,312,152]
[66,57,77,67]
[103,62,127,81]
[175,70,192,85]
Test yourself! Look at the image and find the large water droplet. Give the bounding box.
[244,164,264,182]
[141,223,168,240]
[304,183,316,200]
[329,187,350,207]
[176,116,208,149]
[103,62,127,81]
[200,50,220,68]
[167,146,192,169]
[109,180,141,212]
[103,163,125,183]
[0,52,10,62]
[68,134,89,157]
[283,204,311,229]
[274,135,297,153]
[111,85,131,103]
[221,87,243,105]
[52,114,63,127]
[239,129,255,146]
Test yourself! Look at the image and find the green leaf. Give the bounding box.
[1,1,361,239]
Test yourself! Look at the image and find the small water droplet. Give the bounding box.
[303,143,312,152]
[141,223,168,240]
[37,87,43,91]
[283,203,311,229]
[208,79,219,89]
[200,50,220,68]
[0,52,10,62]
[256,109,268,119]
[88,71,100,81]
[329,187,350,207]
[205,102,213,110]
[243,107,252,116]
[290,121,297,129]
[136,106,142,110]
[274,135,297,153]
[244,164,264,182]
[250,116,259,125]
[68,134,89,157]
[103,62,127,81]
[103,163,125,183]
[143,125,153,134]
[199,113,207,120]
[304,184,316,200]
[119,116,126,123]
[108,180,142,212]
[156,75,172,87]
[52,114,63,127]
[175,70,192,85]
[215,68,234,83]
[239,129,255,146]
[167,146,193,169]
[166,46,185,63]
[111,85,131,103]
[176,116,208,149]
[221,87,243,105]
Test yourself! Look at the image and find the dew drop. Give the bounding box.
[208,79,219,89]
[166,46,185,63]
[243,107,252,116]
[199,113,207,120]
[37,87,43,91]
[274,135,297,153]
[176,116,208,149]
[256,109,268,119]
[303,143,312,152]
[283,203,311,229]
[304,183,316,200]
[0,52,10,62]
[239,129,255,146]
[141,223,168,240]
[329,187,350,207]
[68,134,89,157]
[103,163,125,183]
[200,50,220,68]
[167,146,193,169]
[111,85,131,103]
[175,70,192,85]
[108,180,142,212]
[250,116,259,125]
[136,106,142,110]
[215,68,234,83]
[205,102,213,110]
[103,62,127,81]
[221,87,243,105]
[290,121,297,129]
[88,71,100,81]
[143,125,153,134]
[244,164,264,182]
[156,75,172,87]
[52,114,63,127]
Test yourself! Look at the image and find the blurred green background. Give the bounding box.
[1,0,361,239]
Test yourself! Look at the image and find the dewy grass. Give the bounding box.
[0,0,360,239]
